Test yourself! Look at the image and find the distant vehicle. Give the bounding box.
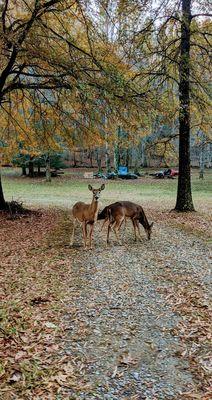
[150,168,179,179]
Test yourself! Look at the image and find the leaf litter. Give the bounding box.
[0,208,211,399]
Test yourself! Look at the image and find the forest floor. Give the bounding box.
[0,203,211,400]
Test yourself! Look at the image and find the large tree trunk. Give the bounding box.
[0,172,7,210]
[175,0,195,211]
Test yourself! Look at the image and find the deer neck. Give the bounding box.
[89,197,99,220]
[140,209,150,229]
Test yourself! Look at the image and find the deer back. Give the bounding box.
[108,201,141,219]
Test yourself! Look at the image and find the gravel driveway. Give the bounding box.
[60,217,211,400]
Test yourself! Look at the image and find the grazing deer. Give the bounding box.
[70,184,105,249]
[98,201,153,244]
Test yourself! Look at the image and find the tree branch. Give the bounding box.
[191,13,212,19]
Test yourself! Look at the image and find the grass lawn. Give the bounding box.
[1,167,212,215]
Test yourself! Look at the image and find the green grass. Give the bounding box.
[1,167,212,213]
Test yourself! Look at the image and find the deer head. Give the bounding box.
[88,184,105,201]
[145,222,154,240]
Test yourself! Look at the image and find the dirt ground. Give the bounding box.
[0,208,211,399]
[59,214,211,400]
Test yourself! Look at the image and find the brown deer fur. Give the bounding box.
[71,184,105,249]
[98,201,153,244]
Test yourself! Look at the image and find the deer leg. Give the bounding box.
[135,219,143,241]
[107,223,112,244]
[121,217,127,240]
[70,218,76,246]
[114,225,120,244]
[82,221,87,249]
[132,218,137,242]
[114,218,124,245]
[101,218,108,231]
[88,223,94,249]
[118,218,126,242]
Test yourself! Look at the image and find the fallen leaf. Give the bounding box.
[44,322,57,329]
[15,351,27,361]
[8,371,22,384]
[119,353,137,366]
[111,365,118,378]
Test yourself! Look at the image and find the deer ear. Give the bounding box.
[100,183,105,191]
[88,184,93,191]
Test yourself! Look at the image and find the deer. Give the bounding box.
[70,184,105,249]
[98,201,153,244]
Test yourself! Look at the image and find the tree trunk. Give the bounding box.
[22,165,27,176]
[134,147,140,174]
[0,172,7,210]
[114,126,121,173]
[114,141,120,173]
[198,131,205,179]
[96,148,102,173]
[73,152,77,167]
[105,133,111,174]
[89,149,93,168]
[125,148,129,169]
[46,154,51,182]
[199,145,204,179]
[141,140,148,167]
[28,158,34,177]
[175,0,195,211]
[37,163,41,176]
[206,143,211,168]
[79,150,83,166]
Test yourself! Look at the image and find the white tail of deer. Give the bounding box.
[98,201,153,244]
[70,184,105,249]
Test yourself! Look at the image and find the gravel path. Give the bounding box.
[60,218,211,399]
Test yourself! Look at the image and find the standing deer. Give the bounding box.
[98,201,153,244]
[70,184,105,249]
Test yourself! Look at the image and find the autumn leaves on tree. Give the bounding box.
[0,0,211,210]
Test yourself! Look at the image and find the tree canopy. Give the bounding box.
[0,0,211,210]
